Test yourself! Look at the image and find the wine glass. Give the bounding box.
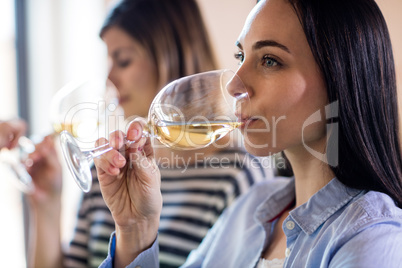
[0,136,36,193]
[0,78,119,193]
[59,69,249,192]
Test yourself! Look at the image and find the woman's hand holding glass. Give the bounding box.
[26,135,63,205]
[0,120,34,192]
[94,119,162,266]
[0,119,27,150]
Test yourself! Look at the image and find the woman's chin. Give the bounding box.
[244,143,281,157]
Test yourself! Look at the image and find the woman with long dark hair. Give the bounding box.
[94,0,402,267]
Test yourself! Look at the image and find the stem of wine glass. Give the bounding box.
[85,143,113,159]
[85,127,153,160]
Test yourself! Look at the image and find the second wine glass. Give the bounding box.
[0,136,35,193]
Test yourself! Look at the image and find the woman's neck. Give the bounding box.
[284,138,335,208]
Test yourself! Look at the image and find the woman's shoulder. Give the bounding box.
[329,191,402,266]
[333,190,402,247]
[345,190,402,226]
[345,191,402,221]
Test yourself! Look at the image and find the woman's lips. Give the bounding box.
[237,115,258,129]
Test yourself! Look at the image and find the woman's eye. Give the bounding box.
[117,59,131,68]
[234,52,244,65]
[262,55,279,67]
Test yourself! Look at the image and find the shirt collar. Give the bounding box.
[255,178,296,224]
[289,178,363,235]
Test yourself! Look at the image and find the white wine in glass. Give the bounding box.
[60,69,249,192]
[152,121,243,149]
[50,77,119,142]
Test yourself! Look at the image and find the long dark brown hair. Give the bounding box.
[284,0,402,207]
[100,0,218,88]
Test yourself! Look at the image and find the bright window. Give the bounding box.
[0,0,26,266]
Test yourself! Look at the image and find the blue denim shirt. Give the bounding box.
[100,177,402,268]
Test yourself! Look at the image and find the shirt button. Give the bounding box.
[285,248,291,257]
[285,220,295,230]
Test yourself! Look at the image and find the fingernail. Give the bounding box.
[114,154,126,165]
[128,129,138,140]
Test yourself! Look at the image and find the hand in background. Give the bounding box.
[0,119,27,150]
[25,134,63,268]
[26,135,63,205]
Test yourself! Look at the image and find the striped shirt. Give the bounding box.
[64,149,273,268]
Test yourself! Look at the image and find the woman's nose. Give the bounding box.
[107,69,118,89]
[225,70,250,118]
[226,70,248,98]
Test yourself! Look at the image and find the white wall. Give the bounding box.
[0,1,27,266]
[26,0,108,137]
[0,0,18,119]
[197,0,255,71]
[376,0,402,132]
[25,0,108,249]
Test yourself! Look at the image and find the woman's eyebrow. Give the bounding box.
[235,40,291,54]
[254,40,291,53]
[112,47,135,58]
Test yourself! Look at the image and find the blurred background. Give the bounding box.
[0,0,401,266]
